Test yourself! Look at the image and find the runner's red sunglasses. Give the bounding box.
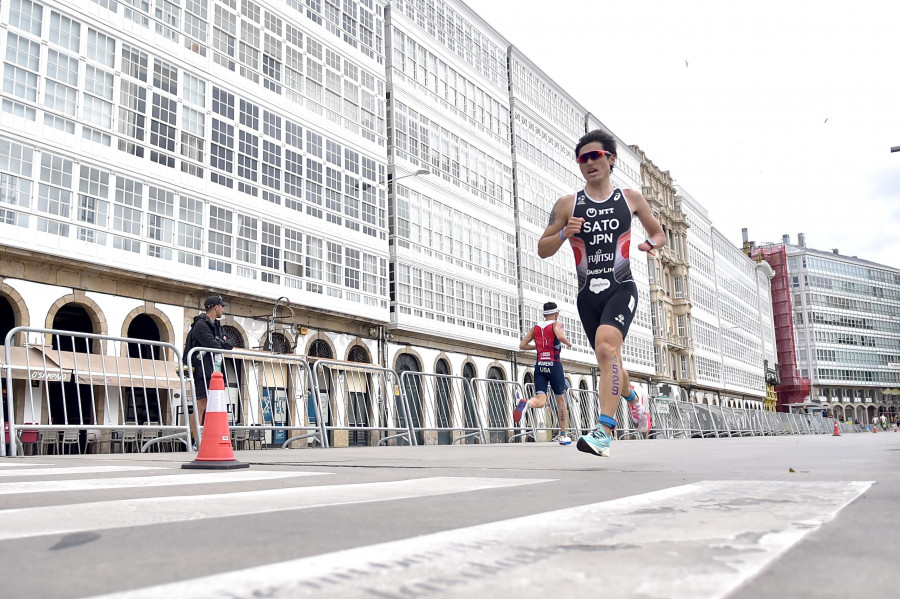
[576,150,613,164]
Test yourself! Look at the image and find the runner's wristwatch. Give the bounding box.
[645,238,658,248]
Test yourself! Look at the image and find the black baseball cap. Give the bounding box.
[204,295,227,309]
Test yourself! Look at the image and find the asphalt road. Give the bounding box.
[1,431,897,598]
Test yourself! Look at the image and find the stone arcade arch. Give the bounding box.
[121,305,174,358]
[0,283,28,345]
[347,344,371,363]
[44,299,106,451]
[122,311,172,427]
[306,338,334,360]
[46,294,107,340]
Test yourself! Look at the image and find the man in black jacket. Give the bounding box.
[184,295,234,447]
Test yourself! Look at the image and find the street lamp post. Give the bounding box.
[392,168,430,182]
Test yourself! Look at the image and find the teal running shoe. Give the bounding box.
[576,425,612,457]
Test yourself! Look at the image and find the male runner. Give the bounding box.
[514,301,574,445]
[538,129,665,457]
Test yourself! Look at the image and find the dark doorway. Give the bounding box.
[125,314,164,425]
[127,314,162,359]
[307,340,334,446]
[435,359,451,445]
[487,366,509,442]
[0,295,15,346]
[346,345,371,447]
[52,304,95,353]
[0,295,16,430]
[524,371,534,394]
[462,362,478,444]
[395,353,421,445]
[49,304,96,451]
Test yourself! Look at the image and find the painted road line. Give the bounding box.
[0,470,326,495]
[0,462,55,467]
[0,466,164,478]
[0,476,550,542]
[88,480,871,599]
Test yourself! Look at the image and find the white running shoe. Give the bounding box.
[553,432,572,446]
[627,386,651,434]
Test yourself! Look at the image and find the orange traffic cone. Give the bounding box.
[832,420,841,436]
[183,371,249,470]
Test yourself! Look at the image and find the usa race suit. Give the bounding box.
[533,320,567,396]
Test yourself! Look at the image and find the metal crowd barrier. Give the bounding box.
[646,397,687,439]
[568,388,601,437]
[185,346,321,449]
[519,382,579,441]
[471,378,530,443]
[313,359,413,447]
[400,372,486,444]
[2,326,190,457]
[614,396,643,440]
[639,397,850,440]
[5,329,865,458]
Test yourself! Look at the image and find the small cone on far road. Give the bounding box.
[183,371,248,470]
[832,420,841,436]
[873,424,877,434]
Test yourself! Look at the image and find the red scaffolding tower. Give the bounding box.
[753,244,811,411]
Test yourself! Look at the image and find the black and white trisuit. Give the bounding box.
[568,187,639,348]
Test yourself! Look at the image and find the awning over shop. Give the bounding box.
[0,345,71,382]
[1,346,182,390]
[46,349,183,390]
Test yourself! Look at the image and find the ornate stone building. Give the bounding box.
[630,147,694,400]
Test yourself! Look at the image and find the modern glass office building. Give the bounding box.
[779,236,900,421]
[679,188,774,408]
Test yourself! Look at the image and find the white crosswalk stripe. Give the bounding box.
[0,474,551,542]
[87,480,872,599]
[0,461,874,599]
[0,469,325,495]
[0,465,162,477]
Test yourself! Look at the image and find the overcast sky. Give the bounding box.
[461,0,900,269]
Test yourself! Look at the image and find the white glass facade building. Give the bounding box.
[680,187,773,407]
[0,0,391,321]
[508,48,587,367]
[783,242,900,419]
[385,1,518,358]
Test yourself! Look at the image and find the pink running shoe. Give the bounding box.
[513,391,528,424]
[627,386,651,434]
